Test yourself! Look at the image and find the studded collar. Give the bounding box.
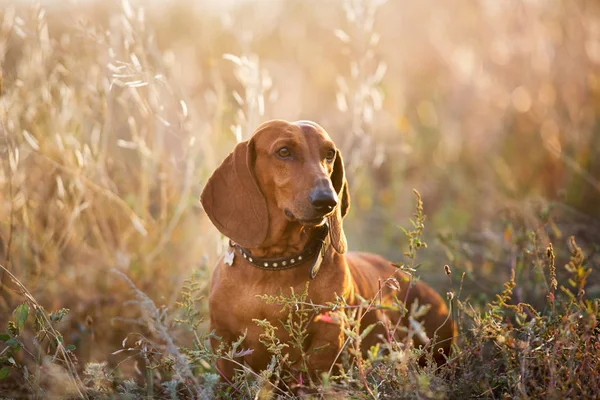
[229,223,330,279]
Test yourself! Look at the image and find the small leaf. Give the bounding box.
[66,344,76,351]
[360,323,377,340]
[0,366,10,380]
[343,327,358,340]
[13,304,29,333]
[232,348,254,358]
[49,308,70,323]
[5,337,20,350]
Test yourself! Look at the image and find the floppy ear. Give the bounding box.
[200,140,269,248]
[328,150,350,254]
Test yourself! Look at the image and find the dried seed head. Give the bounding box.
[546,243,554,259]
[547,242,557,290]
[444,264,451,275]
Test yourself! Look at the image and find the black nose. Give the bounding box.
[310,189,338,213]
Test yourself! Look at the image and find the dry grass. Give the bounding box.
[0,0,599,398]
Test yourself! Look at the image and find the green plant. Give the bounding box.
[0,265,83,398]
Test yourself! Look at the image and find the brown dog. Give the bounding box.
[201,120,455,383]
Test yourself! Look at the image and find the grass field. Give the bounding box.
[0,0,599,398]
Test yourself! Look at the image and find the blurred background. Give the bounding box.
[0,0,599,388]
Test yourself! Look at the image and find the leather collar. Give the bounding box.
[229,223,330,279]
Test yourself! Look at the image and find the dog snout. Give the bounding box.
[309,187,338,213]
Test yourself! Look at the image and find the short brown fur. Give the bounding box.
[201,120,456,383]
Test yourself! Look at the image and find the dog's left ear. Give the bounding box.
[328,150,350,254]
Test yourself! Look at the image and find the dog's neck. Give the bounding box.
[247,219,316,258]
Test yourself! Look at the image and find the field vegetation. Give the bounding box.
[0,0,599,398]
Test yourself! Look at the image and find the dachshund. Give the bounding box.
[201,119,455,384]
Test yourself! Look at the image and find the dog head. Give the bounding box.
[200,119,349,253]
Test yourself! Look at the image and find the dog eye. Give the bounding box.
[326,149,335,162]
[277,147,291,159]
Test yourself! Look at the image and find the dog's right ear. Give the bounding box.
[200,140,269,248]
